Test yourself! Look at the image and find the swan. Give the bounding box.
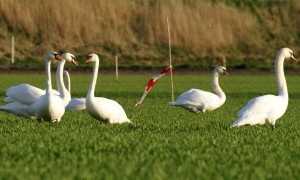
[169,66,228,113]
[28,52,66,122]
[231,48,297,130]
[85,54,131,124]
[0,52,65,121]
[3,53,78,107]
[63,70,86,111]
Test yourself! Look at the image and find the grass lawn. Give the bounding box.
[0,71,300,179]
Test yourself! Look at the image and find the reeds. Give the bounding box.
[0,0,298,66]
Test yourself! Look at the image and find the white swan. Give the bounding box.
[231,48,297,130]
[28,52,66,122]
[3,53,78,107]
[55,53,78,107]
[169,66,228,113]
[63,70,86,111]
[0,52,65,121]
[85,54,131,124]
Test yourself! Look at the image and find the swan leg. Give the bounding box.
[272,124,276,131]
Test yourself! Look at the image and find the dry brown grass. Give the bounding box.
[0,0,299,67]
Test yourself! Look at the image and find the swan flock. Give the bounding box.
[0,48,297,129]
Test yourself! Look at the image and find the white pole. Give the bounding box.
[12,35,15,64]
[115,55,119,80]
[222,55,227,68]
[166,17,174,102]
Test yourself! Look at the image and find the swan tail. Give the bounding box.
[230,121,240,128]
[168,101,177,105]
[3,97,13,103]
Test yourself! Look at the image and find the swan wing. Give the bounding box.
[87,97,130,123]
[66,98,86,111]
[6,84,45,105]
[0,101,32,118]
[232,95,280,127]
[169,89,220,112]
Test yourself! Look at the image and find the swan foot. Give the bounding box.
[272,124,276,131]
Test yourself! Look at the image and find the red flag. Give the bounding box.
[135,66,172,107]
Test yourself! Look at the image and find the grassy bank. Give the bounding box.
[0,0,299,69]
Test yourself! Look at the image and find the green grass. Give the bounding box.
[1,72,300,179]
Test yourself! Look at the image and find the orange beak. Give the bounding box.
[72,59,78,66]
[291,54,297,62]
[223,70,229,75]
[85,57,92,63]
[55,54,62,61]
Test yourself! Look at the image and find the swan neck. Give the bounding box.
[56,61,68,97]
[87,60,99,99]
[276,53,288,98]
[211,71,225,100]
[45,60,52,94]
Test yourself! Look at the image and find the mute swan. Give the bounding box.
[28,52,66,122]
[63,70,86,111]
[85,54,131,124]
[169,66,228,113]
[231,48,297,130]
[0,52,65,121]
[3,53,78,107]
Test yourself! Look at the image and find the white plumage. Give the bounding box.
[0,52,66,122]
[63,70,86,111]
[231,48,297,130]
[3,53,78,107]
[169,66,228,113]
[85,54,131,124]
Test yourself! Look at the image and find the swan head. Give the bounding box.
[215,66,229,75]
[44,51,62,62]
[61,53,78,66]
[278,48,297,61]
[85,54,99,63]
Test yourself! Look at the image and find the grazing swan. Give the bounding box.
[4,53,78,107]
[169,66,228,113]
[85,54,131,124]
[231,48,297,130]
[0,52,64,121]
[63,70,86,111]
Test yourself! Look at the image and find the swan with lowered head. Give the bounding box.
[0,52,65,121]
[63,70,86,111]
[3,53,78,107]
[231,48,297,130]
[169,66,228,113]
[85,54,131,124]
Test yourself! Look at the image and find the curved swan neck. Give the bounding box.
[56,61,69,98]
[211,70,225,100]
[64,70,71,92]
[87,59,99,99]
[275,52,288,98]
[45,59,52,94]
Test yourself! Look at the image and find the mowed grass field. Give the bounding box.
[1,71,300,179]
